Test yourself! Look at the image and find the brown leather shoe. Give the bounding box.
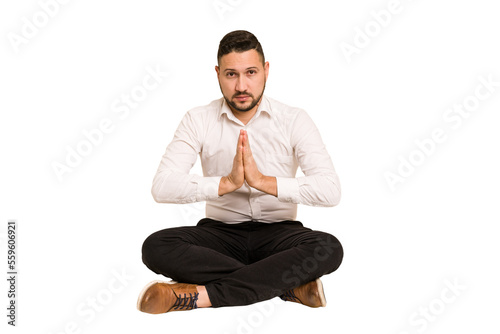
[280,278,327,307]
[137,281,199,314]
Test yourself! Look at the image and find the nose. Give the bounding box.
[235,76,248,93]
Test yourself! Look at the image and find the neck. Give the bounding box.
[229,96,263,125]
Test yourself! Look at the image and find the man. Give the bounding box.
[138,30,343,314]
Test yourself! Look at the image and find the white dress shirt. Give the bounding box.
[152,95,341,224]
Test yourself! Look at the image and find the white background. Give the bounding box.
[1,0,499,333]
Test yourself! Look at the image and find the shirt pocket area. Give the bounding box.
[265,153,297,177]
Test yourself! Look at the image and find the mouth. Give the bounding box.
[234,95,251,102]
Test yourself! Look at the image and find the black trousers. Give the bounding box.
[142,218,343,307]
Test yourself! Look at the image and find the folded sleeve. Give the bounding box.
[151,110,221,203]
[276,110,341,207]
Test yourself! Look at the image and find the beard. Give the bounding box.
[223,83,266,113]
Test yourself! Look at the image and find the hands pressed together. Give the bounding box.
[218,130,277,197]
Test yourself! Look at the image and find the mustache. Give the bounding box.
[232,92,254,98]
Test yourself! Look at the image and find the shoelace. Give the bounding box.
[280,289,301,303]
[173,292,199,310]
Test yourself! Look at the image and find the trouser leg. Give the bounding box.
[205,221,343,307]
[141,219,343,308]
[141,218,249,284]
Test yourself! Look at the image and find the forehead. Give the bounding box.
[219,50,263,70]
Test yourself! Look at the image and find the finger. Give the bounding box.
[235,131,244,161]
[236,130,243,150]
[242,130,252,154]
[240,130,246,146]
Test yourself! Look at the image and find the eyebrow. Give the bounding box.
[224,67,259,72]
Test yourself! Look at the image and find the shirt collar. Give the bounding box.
[219,95,273,123]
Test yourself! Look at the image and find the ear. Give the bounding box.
[215,65,220,77]
[264,61,269,80]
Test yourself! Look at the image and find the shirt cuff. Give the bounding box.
[194,176,222,201]
[276,177,300,204]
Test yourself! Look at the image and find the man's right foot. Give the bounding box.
[280,278,327,308]
[137,281,199,314]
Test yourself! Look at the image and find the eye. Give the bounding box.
[248,70,256,75]
[226,72,236,77]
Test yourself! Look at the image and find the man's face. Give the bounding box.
[216,50,269,113]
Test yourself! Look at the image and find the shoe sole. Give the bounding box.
[315,278,327,307]
[136,280,177,311]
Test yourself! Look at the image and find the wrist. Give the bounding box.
[218,176,229,196]
[252,175,277,197]
[218,176,238,196]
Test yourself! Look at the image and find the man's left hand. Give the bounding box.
[241,130,277,196]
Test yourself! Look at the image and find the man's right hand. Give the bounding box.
[218,130,245,196]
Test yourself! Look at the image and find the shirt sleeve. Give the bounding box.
[276,110,341,207]
[151,110,221,203]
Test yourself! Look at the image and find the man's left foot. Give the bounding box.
[280,278,327,308]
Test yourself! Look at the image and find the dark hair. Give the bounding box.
[217,30,265,65]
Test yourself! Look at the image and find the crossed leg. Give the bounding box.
[141,218,343,308]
